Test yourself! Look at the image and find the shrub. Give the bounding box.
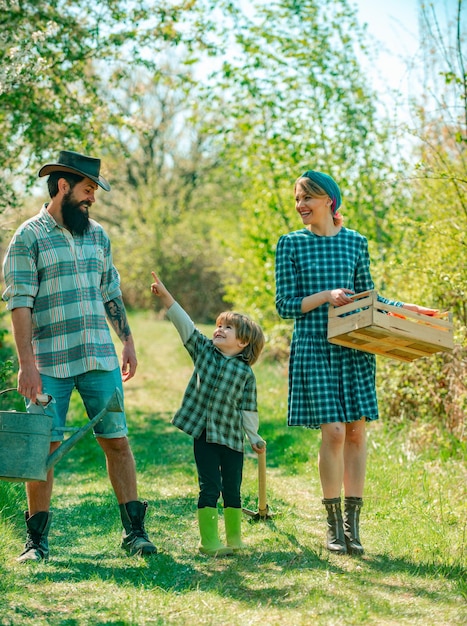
[376,347,466,454]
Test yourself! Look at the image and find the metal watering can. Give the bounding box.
[0,388,123,482]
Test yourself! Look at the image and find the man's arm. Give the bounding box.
[104,296,137,382]
[11,307,42,402]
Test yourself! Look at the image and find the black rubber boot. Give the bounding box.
[344,496,364,555]
[17,511,53,563]
[119,500,157,556]
[322,497,347,554]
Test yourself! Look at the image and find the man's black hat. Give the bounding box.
[38,150,111,191]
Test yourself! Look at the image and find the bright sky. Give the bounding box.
[353,0,462,108]
[352,0,422,107]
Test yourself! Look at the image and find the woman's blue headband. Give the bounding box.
[301,170,342,214]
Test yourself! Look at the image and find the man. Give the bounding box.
[2,150,157,562]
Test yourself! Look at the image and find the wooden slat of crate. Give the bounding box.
[327,291,454,362]
[330,329,443,362]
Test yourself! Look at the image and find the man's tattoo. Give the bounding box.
[105,298,131,341]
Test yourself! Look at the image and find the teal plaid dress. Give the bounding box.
[275,227,402,429]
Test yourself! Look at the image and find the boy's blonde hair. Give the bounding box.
[215,311,265,365]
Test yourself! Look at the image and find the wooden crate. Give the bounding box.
[327,290,454,362]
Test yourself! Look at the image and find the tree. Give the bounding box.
[375,0,467,441]
[195,0,403,341]
[383,0,467,325]
[99,67,233,319]
[0,0,213,211]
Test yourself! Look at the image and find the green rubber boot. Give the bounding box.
[224,507,246,551]
[197,507,233,557]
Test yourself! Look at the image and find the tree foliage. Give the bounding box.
[194,0,403,342]
[375,0,467,439]
[1,0,466,442]
[99,67,231,319]
[0,0,212,210]
[379,1,467,323]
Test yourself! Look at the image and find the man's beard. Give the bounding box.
[62,191,90,235]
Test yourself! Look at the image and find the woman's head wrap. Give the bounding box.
[300,170,342,214]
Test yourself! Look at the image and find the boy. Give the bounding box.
[151,272,265,556]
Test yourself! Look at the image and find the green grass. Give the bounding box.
[0,310,466,625]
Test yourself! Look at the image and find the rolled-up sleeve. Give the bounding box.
[275,234,305,319]
[2,231,38,310]
[99,234,122,303]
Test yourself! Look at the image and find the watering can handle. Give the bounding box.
[0,387,53,410]
[0,387,21,396]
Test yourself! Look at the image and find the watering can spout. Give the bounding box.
[45,388,124,472]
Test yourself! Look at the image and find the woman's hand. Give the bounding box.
[301,288,354,314]
[403,303,440,317]
[328,288,355,307]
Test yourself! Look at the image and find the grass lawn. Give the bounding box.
[0,310,466,625]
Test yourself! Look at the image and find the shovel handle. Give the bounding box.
[257,446,267,513]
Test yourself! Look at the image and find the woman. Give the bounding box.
[275,170,437,555]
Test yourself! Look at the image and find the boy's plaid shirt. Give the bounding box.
[171,326,258,453]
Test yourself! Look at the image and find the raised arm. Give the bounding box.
[150,272,175,309]
[151,272,195,344]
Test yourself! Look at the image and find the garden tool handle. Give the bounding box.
[0,387,52,411]
[257,443,267,514]
[36,393,53,406]
[0,387,20,396]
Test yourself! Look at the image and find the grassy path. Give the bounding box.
[0,311,466,625]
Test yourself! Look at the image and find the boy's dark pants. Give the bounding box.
[194,429,243,509]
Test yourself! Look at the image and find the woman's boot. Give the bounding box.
[322,497,347,554]
[197,507,233,557]
[224,507,246,551]
[17,511,53,563]
[344,496,364,555]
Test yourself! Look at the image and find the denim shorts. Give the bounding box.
[26,368,128,442]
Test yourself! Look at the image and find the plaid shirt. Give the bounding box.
[167,303,258,452]
[2,205,121,377]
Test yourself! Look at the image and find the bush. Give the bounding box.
[0,314,21,410]
[376,347,466,454]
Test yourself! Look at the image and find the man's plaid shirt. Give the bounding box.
[2,205,121,378]
[168,303,258,453]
